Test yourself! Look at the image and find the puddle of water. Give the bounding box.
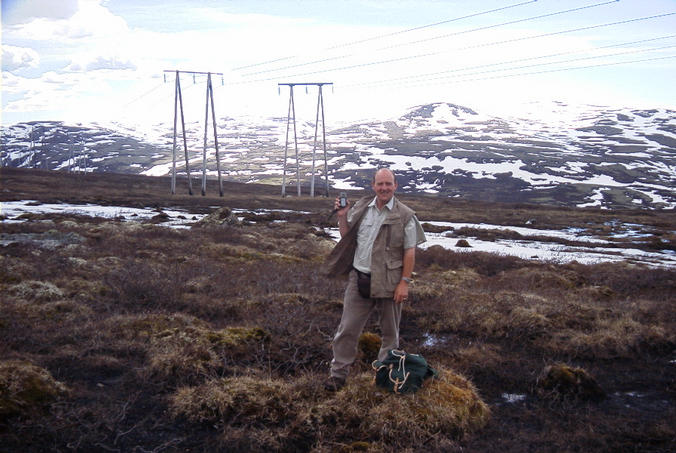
[501,393,527,403]
[422,333,441,347]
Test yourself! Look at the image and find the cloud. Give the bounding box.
[5,0,128,41]
[67,56,137,72]
[1,69,116,117]
[2,0,79,25]
[1,45,40,71]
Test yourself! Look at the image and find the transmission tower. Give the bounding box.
[278,82,332,197]
[164,70,224,196]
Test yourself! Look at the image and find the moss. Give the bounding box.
[146,324,269,384]
[208,326,270,346]
[170,376,295,425]
[438,267,481,286]
[0,360,68,420]
[499,267,577,290]
[311,368,490,443]
[536,363,605,401]
[358,332,382,361]
[106,313,208,340]
[7,280,64,302]
[171,369,488,449]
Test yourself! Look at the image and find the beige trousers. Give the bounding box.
[330,270,402,379]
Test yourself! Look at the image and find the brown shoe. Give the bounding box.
[324,376,346,392]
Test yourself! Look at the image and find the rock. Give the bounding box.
[195,207,241,227]
[455,239,471,248]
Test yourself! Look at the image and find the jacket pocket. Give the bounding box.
[385,259,403,286]
[386,259,403,270]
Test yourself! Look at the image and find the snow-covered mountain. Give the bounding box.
[2,102,675,209]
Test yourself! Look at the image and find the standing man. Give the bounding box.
[324,167,426,391]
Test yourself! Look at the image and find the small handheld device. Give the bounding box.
[339,192,347,208]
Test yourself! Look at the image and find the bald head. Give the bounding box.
[372,167,397,184]
[371,167,398,208]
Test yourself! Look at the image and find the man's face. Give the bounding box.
[372,170,397,206]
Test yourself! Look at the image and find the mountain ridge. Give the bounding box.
[2,101,674,209]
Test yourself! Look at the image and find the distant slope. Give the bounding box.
[2,102,674,209]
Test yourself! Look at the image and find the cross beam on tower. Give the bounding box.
[164,70,224,196]
[278,82,332,198]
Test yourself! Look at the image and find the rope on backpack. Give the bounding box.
[389,350,410,393]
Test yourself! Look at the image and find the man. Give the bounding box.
[324,167,426,391]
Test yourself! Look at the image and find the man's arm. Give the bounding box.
[393,247,415,304]
[337,211,350,238]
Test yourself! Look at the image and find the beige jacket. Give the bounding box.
[325,196,416,298]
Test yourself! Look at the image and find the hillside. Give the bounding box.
[1,168,675,452]
[2,101,675,209]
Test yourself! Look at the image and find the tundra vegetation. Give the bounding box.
[1,168,675,452]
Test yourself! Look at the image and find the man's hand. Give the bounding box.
[395,248,416,304]
[394,280,409,304]
[335,197,350,238]
[334,196,350,215]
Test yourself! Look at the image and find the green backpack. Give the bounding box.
[372,349,438,394]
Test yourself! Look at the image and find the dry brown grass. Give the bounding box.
[0,360,69,420]
[169,368,489,451]
[1,168,674,452]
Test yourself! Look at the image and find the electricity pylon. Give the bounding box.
[278,82,332,197]
[164,70,224,196]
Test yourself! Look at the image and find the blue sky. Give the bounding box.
[2,0,675,127]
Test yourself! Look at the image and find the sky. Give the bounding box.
[2,0,675,129]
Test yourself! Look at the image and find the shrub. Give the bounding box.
[0,360,69,420]
[103,259,187,309]
[6,280,63,302]
[417,246,529,276]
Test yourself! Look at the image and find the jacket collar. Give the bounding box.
[368,195,396,211]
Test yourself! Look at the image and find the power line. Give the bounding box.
[343,34,676,89]
[382,54,676,90]
[121,81,165,108]
[232,0,537,72]
[241,0,620,77]
[377,0,620,51]
[327,0,538,50]
[233,56,297,71]
[402,44,676,86]
[238,12,676,83]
